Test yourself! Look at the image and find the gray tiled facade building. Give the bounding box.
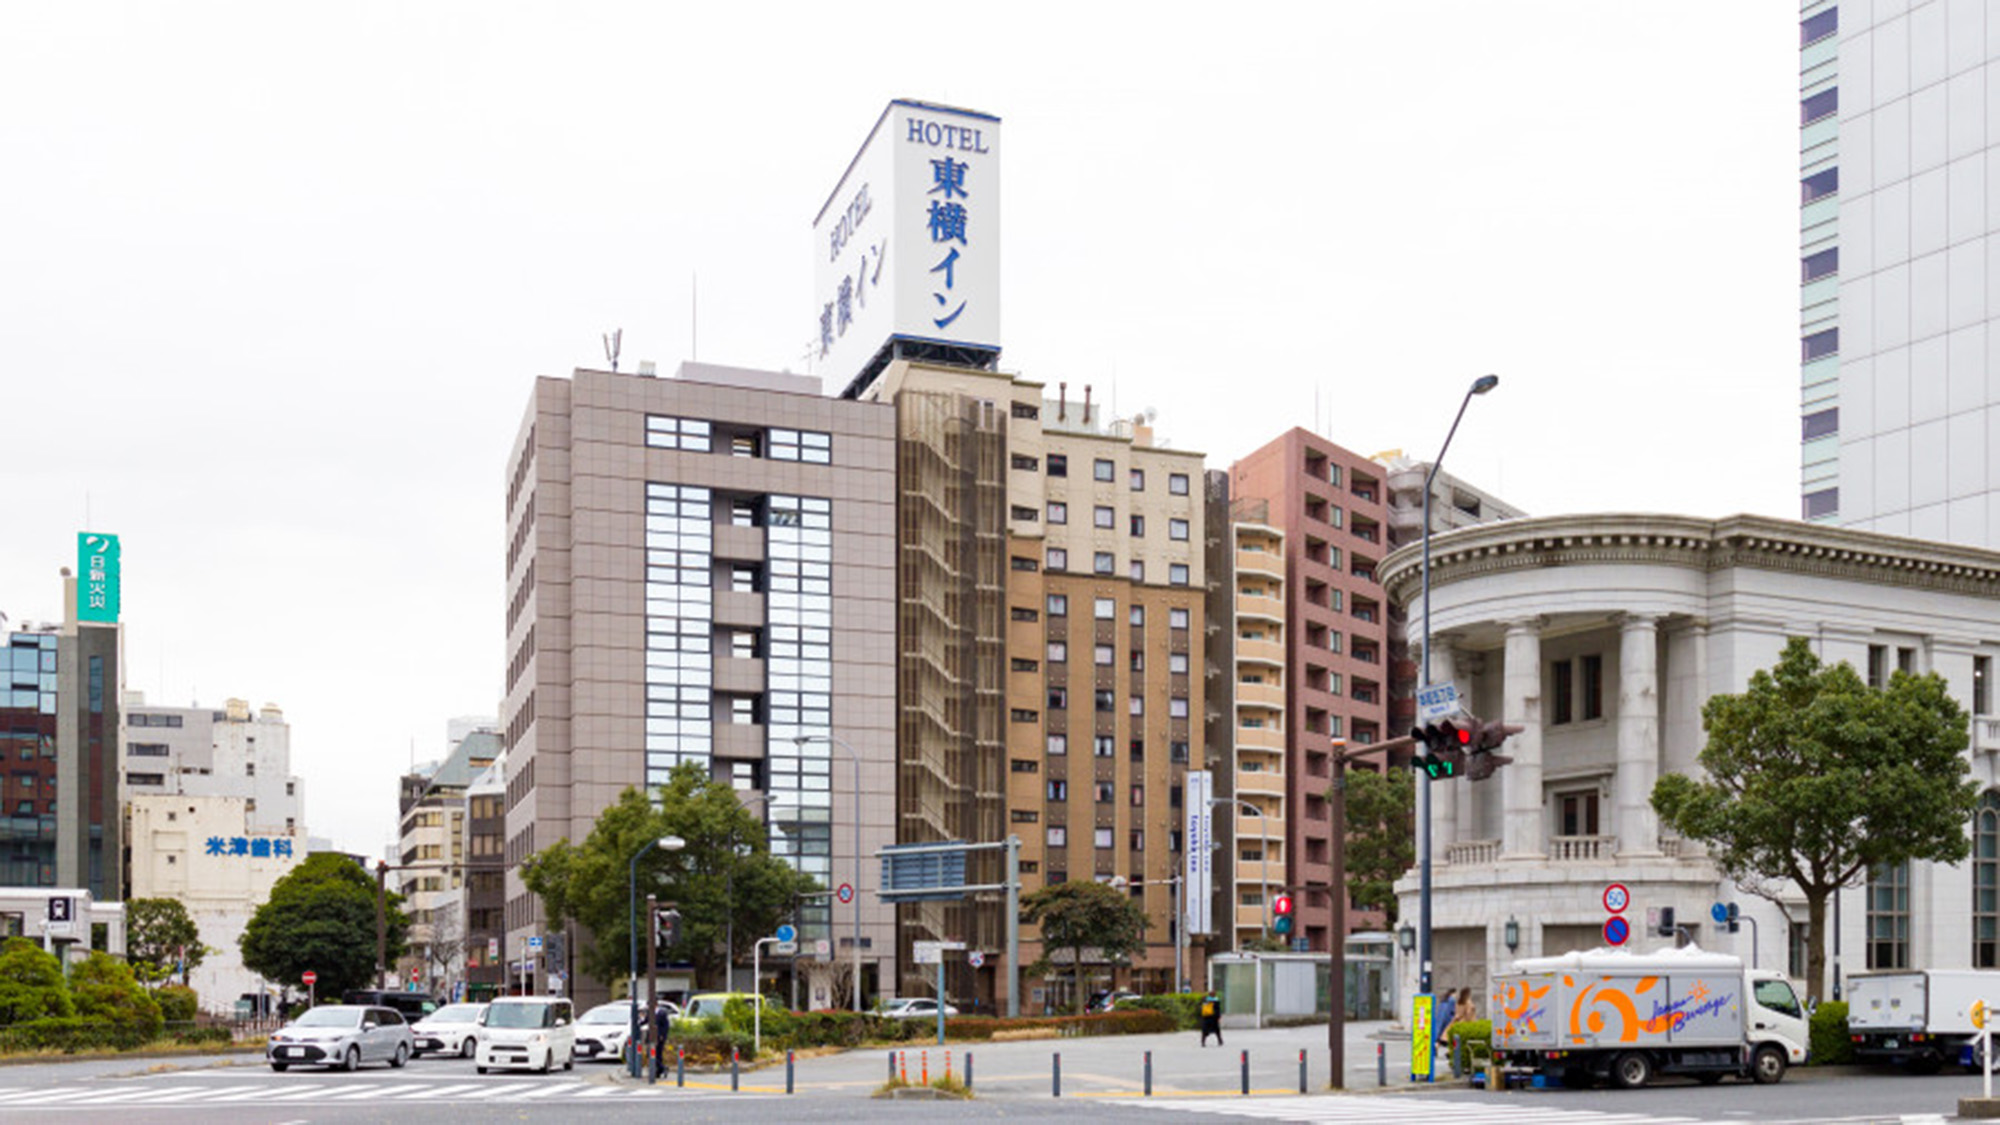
[502,364,897,1002]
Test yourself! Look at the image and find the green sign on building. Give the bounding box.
[77,532,120,623]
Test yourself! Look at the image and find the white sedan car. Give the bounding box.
[410,1002,488,1058]
[879,997,959,1019]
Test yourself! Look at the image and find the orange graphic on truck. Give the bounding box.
[1566,974,1661,1045]
[1496,977,1551,1044]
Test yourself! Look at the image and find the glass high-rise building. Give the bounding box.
[1800,1,2000,542]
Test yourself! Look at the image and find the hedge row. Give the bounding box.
[668,1003,1177,1053]
[0,1018,156,1053]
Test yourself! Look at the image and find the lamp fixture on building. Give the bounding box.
[1504,916,1520,954]
[1398,922,1416,953]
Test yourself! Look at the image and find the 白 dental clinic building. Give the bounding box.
[1380,513,2000,1003]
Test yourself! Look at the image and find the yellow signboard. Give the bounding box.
[1975,1000,1987,1030]
[1412,993,1434,1080]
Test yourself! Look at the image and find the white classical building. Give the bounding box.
[1382,513,2000,1004]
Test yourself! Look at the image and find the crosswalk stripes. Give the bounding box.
[1129,1094,1726,1124]
[0,1079,770,1109]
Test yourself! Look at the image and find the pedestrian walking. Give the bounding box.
[651,1002,673,1077]
[1433,986,1458,1054]
[1198,989,1224,1047]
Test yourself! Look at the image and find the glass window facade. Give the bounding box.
[1,634,59,887]
[1979,792,2000,968]
[644,484,715,785]
[763,493,836,896]
[769,429,832,464]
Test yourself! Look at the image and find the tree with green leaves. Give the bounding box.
[1020,879,1150,1015]
[522,762,821,989]
[127,898,205,986]
[0,937,72,1024]
[240,853,410,998]
[1340,766,1414,925]
[70,952,163,1037]
[1652,636,1979,1001]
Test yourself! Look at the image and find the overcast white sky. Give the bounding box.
[0,3,1801,857]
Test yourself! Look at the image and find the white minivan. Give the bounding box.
[474,997,575,1074]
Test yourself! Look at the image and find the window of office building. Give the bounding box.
[1047,454,1068,477]
[1094,552,1115,575]
[1801,7,1837,46]
[1047,547,1068,571]
[1169,518,1189,541]
[1868,862,1910,969]
[643,482,715,786]
[1169,564,1189,585]
[1048,501,1068,524]
[1047,593,1068,616]
[1802,247,1838,284]
[1580,655,1604,721]
[1801,87,1837,126]
[762,494,837,897]
[1094,506,1115,529]
[1095,598,1116,620]
[768,428,832,463]
[1094,459,1115,482]
[645,415,713,452]
[1978,791,2000,968]
[1801,167,1838,205]
[1802,407,1838,441]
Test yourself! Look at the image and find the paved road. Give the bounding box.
[0,1024,1986,1123]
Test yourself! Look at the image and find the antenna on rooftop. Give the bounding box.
[602,329,623,373]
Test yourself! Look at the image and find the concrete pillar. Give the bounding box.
[1502,618,1544,860]
[1428,638,1460,856]
[1615,614,1661,856]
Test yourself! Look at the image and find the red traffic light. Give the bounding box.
[1273,894,1294,917]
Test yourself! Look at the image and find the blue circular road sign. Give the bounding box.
[1604,916,1631,946]
[776,924,797,943]
[1710,902,1730,925]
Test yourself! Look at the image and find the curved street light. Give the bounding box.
[627,834,684,1078]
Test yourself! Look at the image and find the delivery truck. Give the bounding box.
[1490,945,1808,1089]
[1847,969,2000,1073]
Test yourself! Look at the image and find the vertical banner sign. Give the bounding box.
[77,533,120,623]
[1412,993,1435,1080]
[813,100,1002,392]
[1184,770,1213,935]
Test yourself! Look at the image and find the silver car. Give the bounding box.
[267,1004,415,1071]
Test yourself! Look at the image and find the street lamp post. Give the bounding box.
[627,835,685,1079]
[1417,374,1498,1003]
[1206,796,1271,947]
[794,734,865,1012]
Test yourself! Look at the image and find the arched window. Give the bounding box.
[1976,791,2000,968]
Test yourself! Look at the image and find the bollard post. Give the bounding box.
[945,1049,953,1082]
[922,1049,929,1085]
[787,1049,795,1095]
[677,1044,686,1088]
[731,1046,740,1092]
[1144,1049,1153,1096]
[1299,1049,1307,1093]
[888,1050,896,1084]
[1053,1051,1062,1097]
[967,1050,974,1090]
[1240,1049,1249,1095]
[1377,1041,1386,1087]
[899,1049,907,1084]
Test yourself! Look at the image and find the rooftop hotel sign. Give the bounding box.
[813,100,1001,393]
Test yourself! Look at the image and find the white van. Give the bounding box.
[474,997,575,1074]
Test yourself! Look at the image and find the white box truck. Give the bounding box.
[1490,945,1809,1089]
[1847,969,2000,1073]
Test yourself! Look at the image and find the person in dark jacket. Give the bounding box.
[652,1003,673,1077]
[1433,987,1458,1059]
[1199,990,1224,1047]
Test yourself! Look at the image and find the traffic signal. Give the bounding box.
[1465,718,1522,781]
[1726,903,1740,934]
[1410,720,1470,780]
[1271,892,1294,935]
[1657,906,1677,938]
[653,906,681,963]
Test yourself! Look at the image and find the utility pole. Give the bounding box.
[1328,736,1412,1091]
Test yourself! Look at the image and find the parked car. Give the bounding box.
[475,996,575,1074]
[879,996,959,1019]
[342,989,441,1021]
[676,992,765,1026]
[410,1002,488,1058]
[1091,990,1141,1013]
[267,1004,414,1072]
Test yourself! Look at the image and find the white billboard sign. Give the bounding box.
[813,100,1001,393]
[1185,770,1214,935]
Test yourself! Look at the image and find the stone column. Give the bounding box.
[1502,618,1544,860]
[1615,614,1662,856]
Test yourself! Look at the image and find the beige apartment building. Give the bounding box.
[501,363,898,1004]
[1227,505,1287,949]
[861,361,1208,1007]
